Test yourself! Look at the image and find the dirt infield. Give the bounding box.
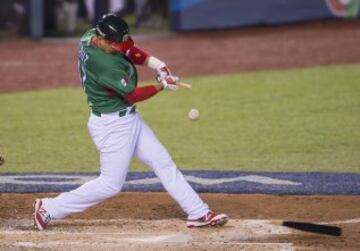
[1,19,360,93]
[1,193,360,250]
[1,19,360,250]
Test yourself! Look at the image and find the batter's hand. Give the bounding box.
[156,65,171,81]
[157,74,179,91]
[156,66,179,91]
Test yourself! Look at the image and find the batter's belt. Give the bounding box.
[92,105,136,117]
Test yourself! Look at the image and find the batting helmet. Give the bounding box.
[96,14,130,42]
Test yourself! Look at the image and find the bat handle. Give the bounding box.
[178,82,192,89]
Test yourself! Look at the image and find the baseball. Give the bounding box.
[340,0,351,5]
[188,108,200,121]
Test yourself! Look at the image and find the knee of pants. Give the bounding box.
[152,154,176,171]
[140,144,172,167]
[98,175,123,196]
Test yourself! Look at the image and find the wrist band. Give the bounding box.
[147,56,165,70]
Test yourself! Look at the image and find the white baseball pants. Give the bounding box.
[42,110,209,220]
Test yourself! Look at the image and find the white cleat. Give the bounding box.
[187,211,228,228]
[32,199,51,231]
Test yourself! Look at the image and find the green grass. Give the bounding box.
[1,64,360,173]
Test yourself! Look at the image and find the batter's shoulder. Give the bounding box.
[80,28,97,45]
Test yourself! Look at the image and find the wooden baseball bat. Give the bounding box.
[149,81,192,89]
[178,82,192,89]
[282,221,342,236]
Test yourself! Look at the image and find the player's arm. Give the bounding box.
[91,36,173,101]
[124,46,173,77]
[124,46,149,65]
[100,67,165,104]
[123,84,163,104]
[128,46,179,91]
[93,34,172,84]
[111,42,179,91]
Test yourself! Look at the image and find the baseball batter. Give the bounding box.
[33,13,228,230]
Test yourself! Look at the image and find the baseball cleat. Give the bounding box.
[186,211,228,228]
[33,199,51,231]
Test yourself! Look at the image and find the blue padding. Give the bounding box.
[170,0,360,31]
[1,171,360,195]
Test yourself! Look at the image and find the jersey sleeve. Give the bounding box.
[98,66,136,96]
[125,46,149,65]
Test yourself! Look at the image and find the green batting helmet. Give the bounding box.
[96,13,130,42]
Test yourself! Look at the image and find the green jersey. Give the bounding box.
[78,29,138,114]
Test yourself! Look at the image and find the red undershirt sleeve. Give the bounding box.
[124,85,158,103]
[126,46,149,65]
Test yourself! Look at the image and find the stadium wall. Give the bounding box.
[170,0,360,31]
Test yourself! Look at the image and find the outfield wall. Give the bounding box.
[170,0,360,31]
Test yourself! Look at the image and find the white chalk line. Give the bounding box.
[323,218,360,225]
[2,218,358,250]
[0,219,291,234]
[2,217,358,228]
[0,173,302,186]
[11,241,295,251]
[0,219,295,250]
[1,217,359,235]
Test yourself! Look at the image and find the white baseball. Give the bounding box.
[188,108,200,121]
[340,0,351,5]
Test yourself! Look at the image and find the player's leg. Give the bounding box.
[40,153,131,219]
[34,113,141,230]
[134,118,228,227]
